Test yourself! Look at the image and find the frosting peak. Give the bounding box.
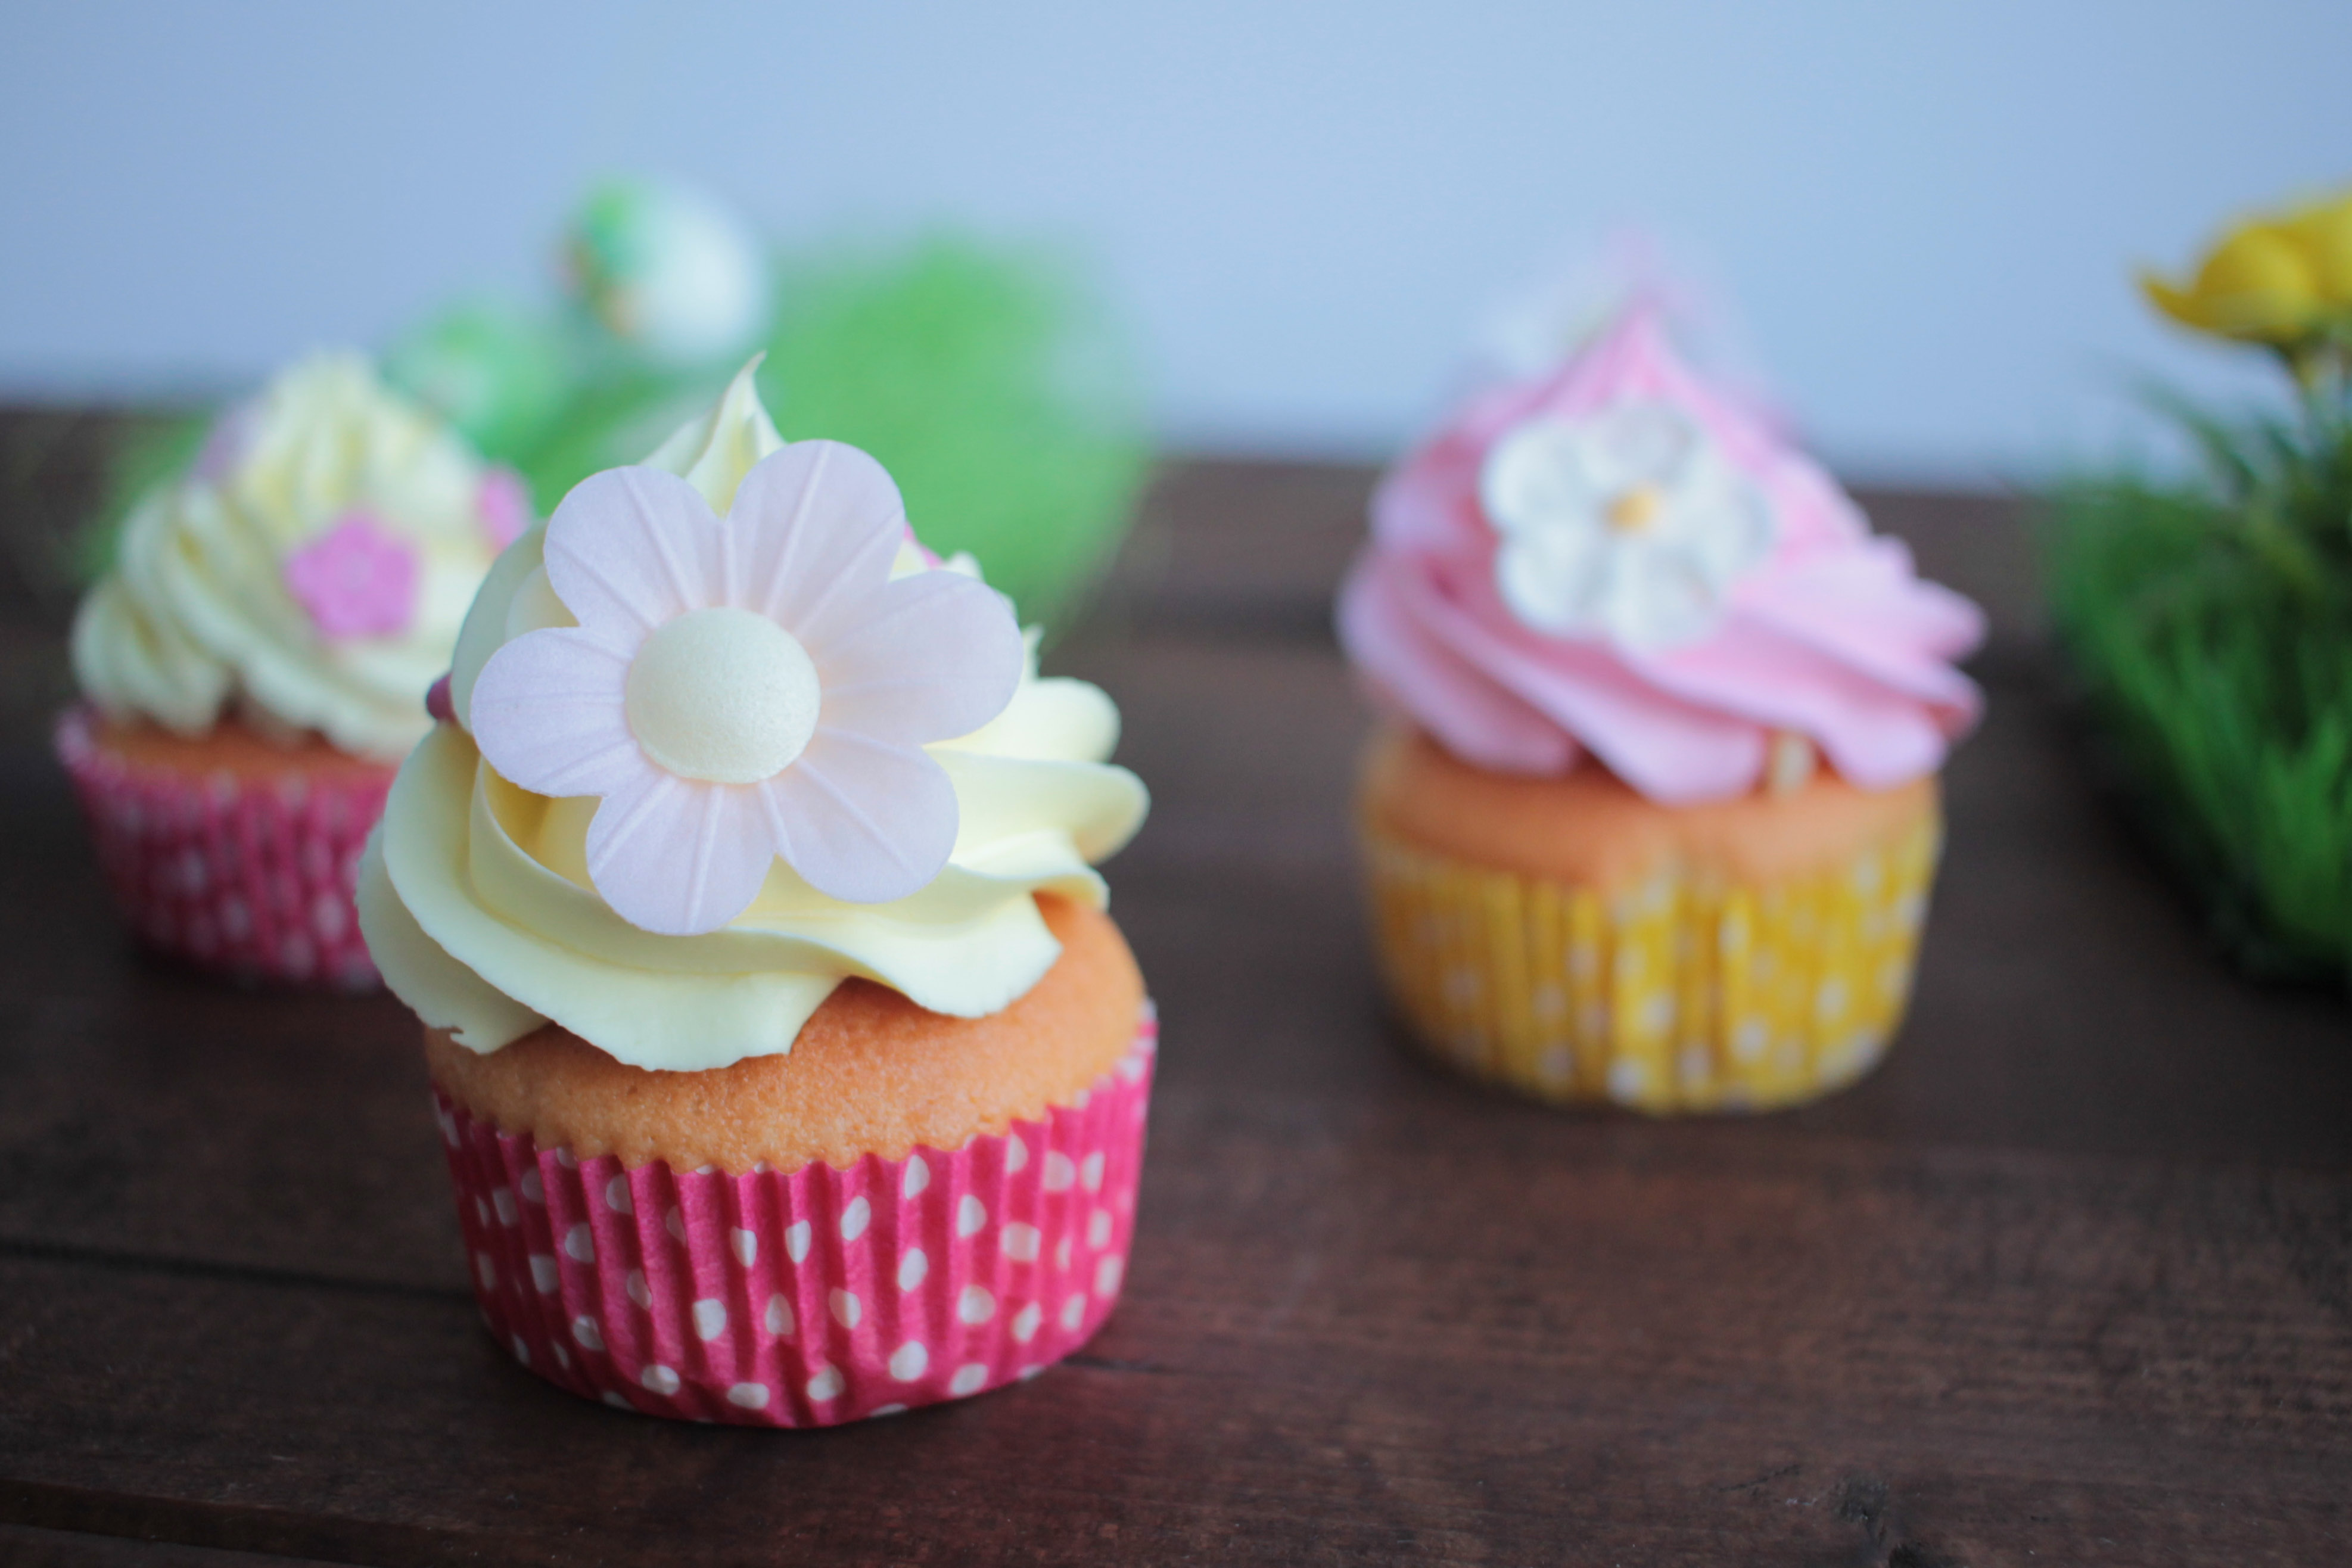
[71,353,522,760]
[360,363,1148,1072]
[640,354,786,511]
[1339,309,1985,803]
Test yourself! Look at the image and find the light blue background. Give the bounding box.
[3,0,2346,480]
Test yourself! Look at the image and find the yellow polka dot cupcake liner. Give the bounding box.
[1359,809,1942,1113]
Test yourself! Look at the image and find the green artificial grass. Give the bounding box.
[2044,394,2352,981]
[758,237,1149,633]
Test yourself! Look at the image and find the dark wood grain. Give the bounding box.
[0,425,2346,1566]
[0,1524,342,1566]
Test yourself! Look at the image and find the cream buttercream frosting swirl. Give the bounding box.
[357,363,1150,1071]
[71,353,522,761]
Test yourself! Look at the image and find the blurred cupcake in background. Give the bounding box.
[1340,304,1984,1112]
[60,353,528,988]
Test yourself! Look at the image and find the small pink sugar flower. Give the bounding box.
[468,443,1025,936]
[283,511,419,640]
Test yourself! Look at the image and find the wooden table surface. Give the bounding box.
[1,428,2347,1566]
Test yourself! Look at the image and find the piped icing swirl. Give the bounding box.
[1338,308,1985,803]
[357,363,1149,1072]
[70,353,526,761]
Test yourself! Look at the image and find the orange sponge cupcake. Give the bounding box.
[1339,306,1982,1112]
[421,895,1142,1175]
[360,363,1152,1424]
[61,354,527,986]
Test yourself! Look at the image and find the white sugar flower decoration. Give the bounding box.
[468,443,1024,936]
[1479,402,1776,650]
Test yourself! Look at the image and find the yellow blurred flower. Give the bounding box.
[2284,193,2352,300]
[2142,190,2352,347]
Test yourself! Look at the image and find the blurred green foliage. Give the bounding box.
[73,227,1148,640]
[2045,393,2352,980]
[759,238,1149,633]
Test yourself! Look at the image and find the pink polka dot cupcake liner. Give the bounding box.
[437,1004,1158,1426]
[54,705,389,990]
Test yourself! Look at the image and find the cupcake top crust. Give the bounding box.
[359,362,1150,1074]
[1338,306,1986,804]
[71,354,528,761]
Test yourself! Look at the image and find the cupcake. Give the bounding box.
[61,354,528,987]
[358,362,1152,1425]
[1338,306,1984,1112]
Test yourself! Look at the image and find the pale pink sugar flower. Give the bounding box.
[468,441,1024,936]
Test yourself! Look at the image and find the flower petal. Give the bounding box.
[1604,546,1721,650]
[815,571,1025,745]
[720,442,907,643]
[1479,418,1603,540]
[1586,403,1698,493]
[469,627,643,800]
[541,466,723,642]
[760,731,958,905]
[1494,527,1610,636]
[584,769,779,936]
[1656,458,1777,588]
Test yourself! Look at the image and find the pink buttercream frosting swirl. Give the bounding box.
[1338,309,1985,804]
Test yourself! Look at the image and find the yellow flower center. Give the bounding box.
[1606,483,1665,533]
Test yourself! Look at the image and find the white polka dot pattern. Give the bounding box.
[1362,811,1939,1114]
[435,1001,1157,1427]
[54,705,388,991]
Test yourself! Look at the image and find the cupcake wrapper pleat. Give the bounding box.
[438,1003,1158,1426]
[54,705,388,989]
[1361,813,1941,1113]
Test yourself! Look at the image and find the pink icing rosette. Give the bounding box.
[1338,308,1985,803]
[440,1007,1156,1426]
